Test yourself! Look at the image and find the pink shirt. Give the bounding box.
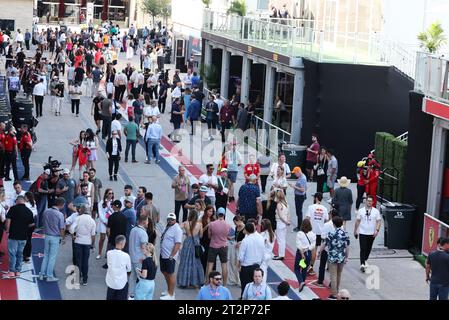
[208,220,230,249]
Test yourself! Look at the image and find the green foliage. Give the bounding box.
[227,0,247,17]
[141,0,170,25]
[199,64,219,90]
[418,21,447,53]
[393,140,407,202]
[374,132,394,168]
[202,0,212,8]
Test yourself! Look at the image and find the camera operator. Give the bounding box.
[4,126,19,181]
[34,169,53,228]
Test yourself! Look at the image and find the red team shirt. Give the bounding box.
[244,163,260,182]
[3,135,17,152]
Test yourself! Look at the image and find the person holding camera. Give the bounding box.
[354,195,381,273]
[4,126,19,181]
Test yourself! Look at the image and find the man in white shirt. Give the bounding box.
[171,82,182,101]
[314,209,335,287]
[238,223,265,298]
[111,113,122,140]
[106,235,131,300]
[10,181,26,207]
[225,142,243,202]
[354,195,382,273]
[120,185,136,208]
[198,164,218,207]
[305,192,329,275]
[271,281,292,300]
[70,204,96,286]
[145,116,162,164]
[269,153,291,179]
[182,69,193,89]
[33,78,46,118]
[14,29,24,50]
[160,212,183,300]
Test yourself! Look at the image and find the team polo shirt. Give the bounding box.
[4,135,17,152]
[244,163,260,182]
[19,132,32,151]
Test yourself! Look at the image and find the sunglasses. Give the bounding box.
[213,277,222,281]
[341,297,349,300]
[108,192,114,195]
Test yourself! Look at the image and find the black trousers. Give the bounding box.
[0,150,5,178]
[131,85,142,99]
[35,95,44,117]
[108,155,120,176]
[59,63,65,76]
[149,86,158,100]
[20,148,31,179]
[23,226,35,258]
[25,40,30,50]
[318,249,328,284]
[316,174,326,194]
[359,234,375,265]
[158,96,167,113]
[215,193,228,212]
[115,85,126,102]
[107,282,128,300]
[295,194,306,228]
[356,184,366,210]
[71,99,80,115]
[9,91,17,103]
[102,116,112,139]
[5,151,18,180]
[260,175,268,193]
[174,200,188,223]
[157,56,164,71]
[240,264,260,297]
[220,122,231,143]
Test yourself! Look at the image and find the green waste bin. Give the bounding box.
[381,203,416,249]
[281,144,307,170]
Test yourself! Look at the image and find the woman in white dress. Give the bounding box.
[271,166,288,194]
[126,37,134,60]
[273,189,291,261]
[260,219,275,284]
[96,188,114,260]
[85,129,99,170]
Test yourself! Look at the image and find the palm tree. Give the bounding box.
[141,0,162,27]
[227,0,246,17]
[202,0,212,9]
[418,21,447,53]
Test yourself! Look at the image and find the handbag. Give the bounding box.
[317,168,325,176]
[194,244,203,258]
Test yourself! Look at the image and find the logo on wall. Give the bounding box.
[429,227,435,249]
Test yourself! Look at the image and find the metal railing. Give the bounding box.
[414,52,449,104]
[203,9,417,78]
[250,115,291,156]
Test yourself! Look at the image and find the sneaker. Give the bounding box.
[160,294,175,300]
[46,277,59,282]
[125,159,128,163]
[328,295,338,300]
[39,273,44,281]
[15,272,21,277]
[132,160,138,163]
[102,263,108,269]
[4,271,16,279]
[96,255,101,260]
[272,256,284,261]
[360,264,366,273]
[128,295,135,300]
[298,283,305,292]
[82,281,88,286]
[145,160,151,164]
[113,175,117,181]
[156,160,161,164]
[109,176,113,181]
[308,268,316,276]
[160,291,168,296]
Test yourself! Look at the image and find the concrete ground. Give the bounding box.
[0,40,429,300]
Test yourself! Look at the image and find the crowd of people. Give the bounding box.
[1,16,432,302]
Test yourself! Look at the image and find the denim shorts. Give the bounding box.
[228,171,238,183]
[160,256,176,274]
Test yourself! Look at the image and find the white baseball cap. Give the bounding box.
[167,213,176,220]
[44,169,51,175]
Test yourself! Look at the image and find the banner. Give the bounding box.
[422,213,449,256]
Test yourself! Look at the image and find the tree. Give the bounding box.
[199,64,219,90]
[227,0,247,17]
[160,0,171,27]
[418,21,447,54]
[141,0,163,27]
[202,0,212,9]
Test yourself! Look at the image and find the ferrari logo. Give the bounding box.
[429,227,435,247]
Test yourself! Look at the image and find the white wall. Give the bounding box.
[0,0,33,34]
[381,0,449,52]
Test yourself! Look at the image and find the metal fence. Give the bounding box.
[414,52,449,103]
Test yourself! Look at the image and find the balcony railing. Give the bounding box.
[203,9,417,78]
[414,52,449,103]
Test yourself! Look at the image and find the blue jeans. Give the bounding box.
[147,139,160,161]
[41,235,61,278]
[295,194,306,228]
[228,171,238,183]
[294,249,311,285]
[8,239,27,272]
[125,139,137,161]
[430,283,449,300]
[75,243,91,283]
[135,278,155,300]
